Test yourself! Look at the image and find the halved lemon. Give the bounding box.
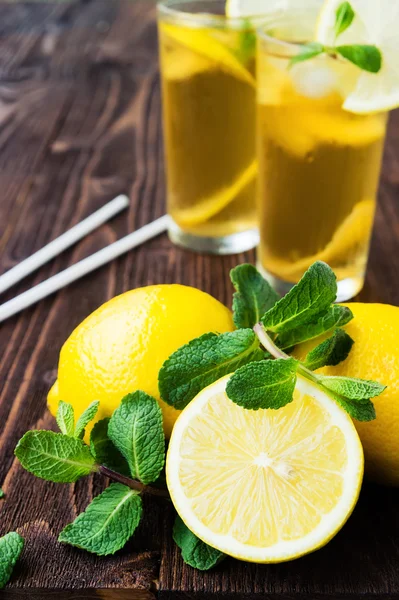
[316,0,399,113]
[167,374,363,563]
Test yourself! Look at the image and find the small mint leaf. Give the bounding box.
[226,358,298,410]
[325,388,376,421]
[262,262,337,334]
[230,264,279,329]
[74,401,100,439]
[90,419,130,477]
[56,401,75,437]
[0,489,4,499]
[277,305,353,349]
[336,45,382,73]
[0,532,24,589]
[334,2,355,38]
[303,329,354,371]
[236,20,256,65]
[173,516,225,571]
[289,42,325,67]
[15,431,96,483]
[159,330,264,410]
[59,483,142,556]
[108,392,165,485]
[320,376,386,400]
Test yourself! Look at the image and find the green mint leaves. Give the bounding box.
[159,330,264,410]
[74,401,99,439]
[290,2,382,74]
[0,532,24,589]
[334,1,355,38]
[108,392,165,485]
[319,376,386,401]
[226,358,298,410]
[173,516,225,570]
[14,431,96,483]
[55,399,99,439]
[59,484,142,555]
[303,329,354,371]
[230,264,279,329]
[90,418,130,476]
[261,261,337,333]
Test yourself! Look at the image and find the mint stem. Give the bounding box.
[253,323,320,386]
[98,465,170,498]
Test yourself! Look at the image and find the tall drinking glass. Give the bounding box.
[256,17,388,301]
[158,0,260,254]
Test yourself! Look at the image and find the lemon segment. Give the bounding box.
[172,159,258,227]
[167,374,363,562]
[159,22,255,86]
[316,0,399,114]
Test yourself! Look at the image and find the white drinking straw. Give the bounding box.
[0,215,170,324]
[0,194,130,295]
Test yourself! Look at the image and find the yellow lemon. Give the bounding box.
[167,374,363,562]
[294,303,399,486]
[48,285,234,439]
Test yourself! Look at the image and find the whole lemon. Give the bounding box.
[295,303,399,486]
[48,285,234,438]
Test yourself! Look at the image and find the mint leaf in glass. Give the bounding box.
[159,329,264,410]
[226,358,298,410]
[173,516,224,571]
[334,1,355,38]
[15,431,96,483]
[108,391,165,485]
[276,305,353,349]
[0,532,24,589]
[58,483,142,556]
[303,329,354,371]
[319,376,386,400]
[289,42,325,67]
[74,400,100,439]
[56,401,75,437]
[336,44,382,73]
[261,262,337,334]
[230,263,279,329]
[90,418,130,477]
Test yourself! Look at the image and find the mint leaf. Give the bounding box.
[59,483,142,556]
[320,376,386,400]
[334,2,355,38]
[277,305,353,349]
[226,358,298,410]
[74,401,100,439]
[159,330,265,410]
[56,401,75,437]
[303,329,354,371]
[15,431,96,483]
[261,262,337,334]
[108,392,165,485]
[236,20,256,65]
[325,389,376,421]
[336,45,382,73]
[230,264,279,329]
[0,532,24,589]
[173,516,224,571]
[290,42,325,67]
[90,419,130,477]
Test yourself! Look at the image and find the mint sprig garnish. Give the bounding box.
[173,516,225,571]
[290,1,382,74]
[58,483,143,556]
[0,532,24,589]
[230,264,279,329]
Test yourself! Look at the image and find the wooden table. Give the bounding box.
[0,1,398,598]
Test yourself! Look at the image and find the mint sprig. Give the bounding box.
[173,516,225,570]
[230,263,279,329]
[0,532,24,589]
[303,328,354,371]
[290,2,382,74]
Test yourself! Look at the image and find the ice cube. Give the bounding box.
[291,62,338,99]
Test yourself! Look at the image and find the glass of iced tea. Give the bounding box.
[158,0,260,254]
[256,16,388,301]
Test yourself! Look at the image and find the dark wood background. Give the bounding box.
[0,1,398,598]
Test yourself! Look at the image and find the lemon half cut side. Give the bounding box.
[167,374,364,563]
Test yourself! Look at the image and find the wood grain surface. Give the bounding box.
[0,2,398,598]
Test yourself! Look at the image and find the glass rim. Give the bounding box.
[256,12,319,57]
[157,0,270,29]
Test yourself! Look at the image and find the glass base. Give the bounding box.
[256,261,364,302]
[168,220,259,255]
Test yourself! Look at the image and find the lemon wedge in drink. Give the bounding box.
[167,374,363,563]
[316,0,399,113]
[159,23,255,86]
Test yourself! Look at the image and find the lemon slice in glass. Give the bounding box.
[167,374,363,563]
[316,0,399,113]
